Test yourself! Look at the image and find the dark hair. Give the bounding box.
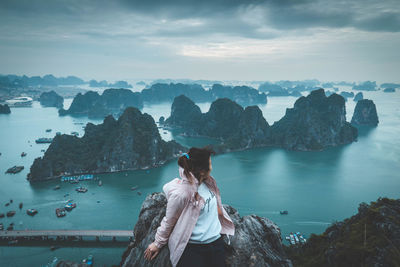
[178,146,216,184]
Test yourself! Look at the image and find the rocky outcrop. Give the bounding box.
[353,92,363,102]
[287,197,400,267]
[210,84,267,106]
[28,107,186,182]
[39,90,64,108]
[0,103,11,114]
[383,88,395,93]
[165,90,358,152]
[269,89,358,151]
[351,99,379,126]
[59,89,143,118]
[164,95,270,150]
[120,192,292,267]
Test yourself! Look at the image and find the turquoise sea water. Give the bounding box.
[0,91,399,266]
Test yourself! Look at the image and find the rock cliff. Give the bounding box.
[120,192,292,267]
[287,197,400,266]
[165,89,358,152]
[164,95,270,150]
[39,90,64,108]
[28,107,186,182]
[0,103,11,114]
[351,99,379,126]
[269,89,358,151]
[353,92,363,102]
[59,89,143,118]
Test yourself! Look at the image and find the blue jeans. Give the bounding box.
[176,236,226,267]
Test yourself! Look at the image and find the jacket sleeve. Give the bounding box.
[153,192,186,248]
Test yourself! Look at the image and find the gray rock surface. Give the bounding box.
[120,192,292,267]
[351,99,379,126]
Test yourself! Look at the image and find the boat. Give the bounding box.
[6,211,16,217]
[5,202,10,206]
[0,213,4,218]
[55,208,66,218]
[5,96,33,107]
[61,174,93,182]
[137,191,142,196]
[75,186,88,193]
[69,179,79,184]
[131,186,138,191]
[19,203,23,209]
[53,185,61,190]
[0,223,3,230]
[280,210,288,215]
[86,255,93,266]
[64,203,77,211]
[10,199,13,203]
[50,246,61,251]
[294,233,300,243]
[21,152,27,157]
[8,240,18,245]
[35,137,53,144]
[289,233,296,245]
[46,129,52,132]
[98,180,103,186]
[26,209,38,216]
[5,165,24,174]
[41,149,46,152]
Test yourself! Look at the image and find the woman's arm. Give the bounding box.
[153,192,186,248]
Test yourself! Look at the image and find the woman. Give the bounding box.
[144,146,235,267]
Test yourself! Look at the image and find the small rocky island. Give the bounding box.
[287,197,400,266]
[28,107,186,182]
[39,90,64,108]
[351,99,379,126]
[164,89,358,151]
[58,89,143,118]
[120,192,293,267]
[0,103,11,114]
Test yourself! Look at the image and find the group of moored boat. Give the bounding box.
[285,232,307,245]
[56,200,77,217]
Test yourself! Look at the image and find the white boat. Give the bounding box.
[5,96,33,107]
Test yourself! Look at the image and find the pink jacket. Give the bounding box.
[153,166,235,267]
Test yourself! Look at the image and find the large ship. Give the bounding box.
[5,96,33,107]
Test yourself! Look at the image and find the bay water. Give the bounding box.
[0,90,399,266]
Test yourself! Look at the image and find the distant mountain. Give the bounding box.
[141,82,267,106]
[89,79,132,88]
[0,74,85,87]
[353,81,378,91]
[28,107,186,182]
[59,89,143,118]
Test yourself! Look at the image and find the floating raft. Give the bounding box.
[61,174,94,182]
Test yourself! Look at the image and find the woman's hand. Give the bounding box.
[144,242,160,261]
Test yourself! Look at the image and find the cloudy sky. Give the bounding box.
[0,0,399,82]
